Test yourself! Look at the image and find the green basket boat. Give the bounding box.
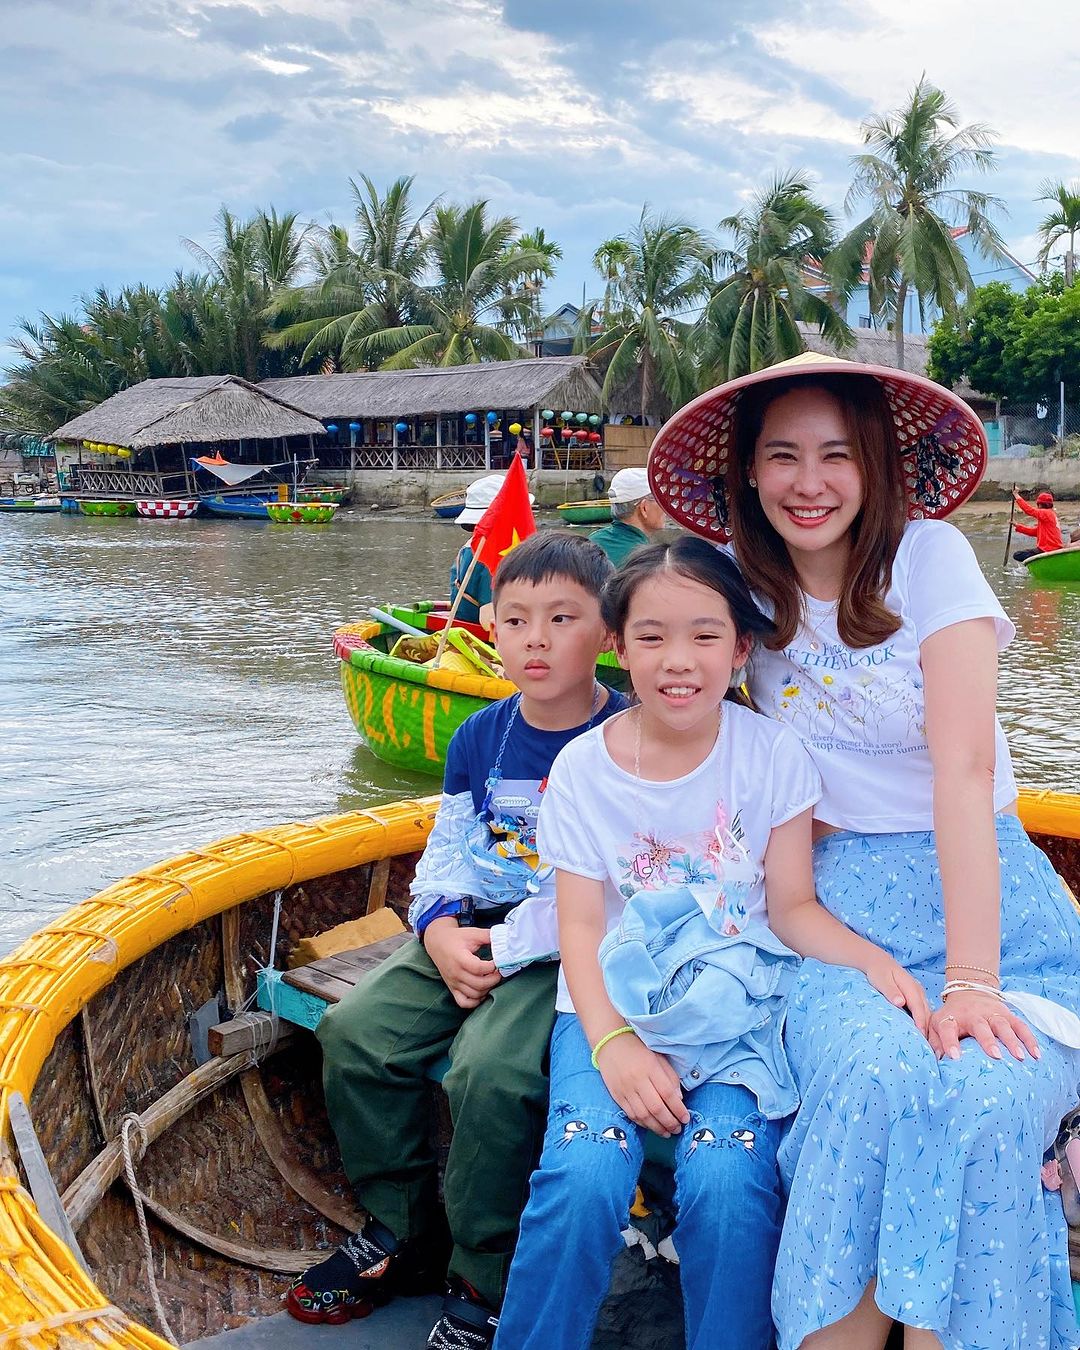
[334,604,625,776]
[1022,544,1080,583]
[267,501,338,524]
[297,486,346,504]
[79,500,138,518]
[556,499,612,524]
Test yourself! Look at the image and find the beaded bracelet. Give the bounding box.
[591,1024,636,1070]
[942,979,1007,1003]
[944,963,1000,983]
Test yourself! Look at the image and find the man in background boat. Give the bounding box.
[1012,487,1064,561]
[450,474,535,628]
[589,467,667,567]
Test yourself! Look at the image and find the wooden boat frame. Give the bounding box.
[2,791,1079,1345]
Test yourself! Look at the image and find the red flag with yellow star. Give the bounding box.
[470,455,536,573]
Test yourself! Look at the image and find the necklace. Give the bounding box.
[483,681,605,815]
[631,701,724,806]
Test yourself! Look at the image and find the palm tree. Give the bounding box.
[266,175,434,370]
[504,227,563,350]
[695,171,852,382]
[832,76,1005,369]
[582,209,712,421]
[183,206,312,379]
[353,201,552,368]
[1035,179,1080,287]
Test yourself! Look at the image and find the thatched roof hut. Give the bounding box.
[52,375,325,451]
[261,356,602,420]
[797,323,929,377]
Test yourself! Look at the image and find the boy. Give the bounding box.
[287,533,625,1349]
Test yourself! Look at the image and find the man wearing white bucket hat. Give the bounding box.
[450,475,536,626]
[588,467,666,567]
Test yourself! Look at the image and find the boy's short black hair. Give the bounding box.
[492,530,613,607]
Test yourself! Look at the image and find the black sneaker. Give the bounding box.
[285,1218,399,1324]
[425,1279,499,1349]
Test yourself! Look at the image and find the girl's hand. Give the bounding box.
[929,990,1040,1062]
[863,952,931,1036]
[595,1034,690,1138]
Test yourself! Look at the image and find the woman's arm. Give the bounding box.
[765,810,930,1031]
[922,617,1038,1061]
[557,870,689,1136]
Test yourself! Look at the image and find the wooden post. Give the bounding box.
[436,414,443,470]
[532,406,541,470]
[484,419,491,470]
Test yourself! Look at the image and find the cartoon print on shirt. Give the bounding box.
[614,803,759,934]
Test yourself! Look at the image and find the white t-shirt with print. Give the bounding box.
[536,701,822,1014]
[742,519,1017,833]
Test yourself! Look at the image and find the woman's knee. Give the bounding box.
[676,1116,782,1229]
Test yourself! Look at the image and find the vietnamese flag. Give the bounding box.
[470,454,536,573]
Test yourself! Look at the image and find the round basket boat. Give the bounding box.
[556,500,611,525]
[430,489,466,520]
[1,793,1078,1346]
[80,501,138,518]
[135,499,200,520]
[266,502,338,524]
[1023,544,1080,583]
[296,487,345,505]
[334,604,628,776]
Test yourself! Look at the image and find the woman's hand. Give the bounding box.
[863,952,931,1037]
[928,990,1040,1062]
[595,1034,690,1138]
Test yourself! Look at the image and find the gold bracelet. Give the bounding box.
[590,1024,636,1070]
[944,963,1000,983]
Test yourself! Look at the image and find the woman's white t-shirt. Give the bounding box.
[536,701,822,1013]
[741,519,1017,833]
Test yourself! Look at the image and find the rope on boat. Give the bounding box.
[119,1115,178,1346]
[0,1304,126,1343]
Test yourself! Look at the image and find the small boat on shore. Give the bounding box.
[335,604,625,775]
[135,498,200,520]
[79,500,137,518]
[201,493,273,520]
[297,486,346,505]
[430,489,467,520]
[556,499,611,524]
[1023,544,1080,583]
[2,792,1078,1346]
[0,495,62,513]
[267,501,338,524]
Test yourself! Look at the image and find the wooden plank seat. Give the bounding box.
[255,932,677,1169]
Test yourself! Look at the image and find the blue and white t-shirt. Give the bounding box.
[409,688,627,974]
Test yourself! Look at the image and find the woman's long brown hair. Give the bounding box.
[730,373,906,651]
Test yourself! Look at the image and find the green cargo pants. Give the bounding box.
[318,935,558,1309]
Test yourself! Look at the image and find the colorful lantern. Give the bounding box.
[348,421,361,432]
[588,432,602,444]
[561,428,573,441]
[575,412,589,424]
[541,409,554,422]
[540,426,554,438]
[394,421,408,434]
[561,411,573,422]
[509,422,522,435]
[465,413,478,426]
[589,414,601,426]
[326,423,338,433]
[486,411,498,425]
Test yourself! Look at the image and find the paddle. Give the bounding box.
[1002,483,1017,567]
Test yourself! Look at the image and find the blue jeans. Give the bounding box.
[495,1014,784,1350]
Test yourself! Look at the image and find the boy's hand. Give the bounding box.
[863,951,931,1037]
[595,1034,689,1138]
[424,918,502,1009]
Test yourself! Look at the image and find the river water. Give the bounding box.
[1,505,1077,950]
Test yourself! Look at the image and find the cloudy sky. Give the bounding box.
[5,0,1080,357]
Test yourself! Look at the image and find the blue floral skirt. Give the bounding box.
[774,815,1080,1350]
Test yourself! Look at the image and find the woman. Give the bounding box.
[648,352,1080,1350]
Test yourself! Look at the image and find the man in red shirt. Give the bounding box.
[1012,488,1064,561]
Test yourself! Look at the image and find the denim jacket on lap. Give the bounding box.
[598,886,800,1118]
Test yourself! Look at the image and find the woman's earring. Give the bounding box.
[747,475,757,489]
[730,665,747,690]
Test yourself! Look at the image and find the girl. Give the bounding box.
[648,353,1080,1350]
[494,536,929,1350]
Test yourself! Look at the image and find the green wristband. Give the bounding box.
[590,1024,636,1070]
